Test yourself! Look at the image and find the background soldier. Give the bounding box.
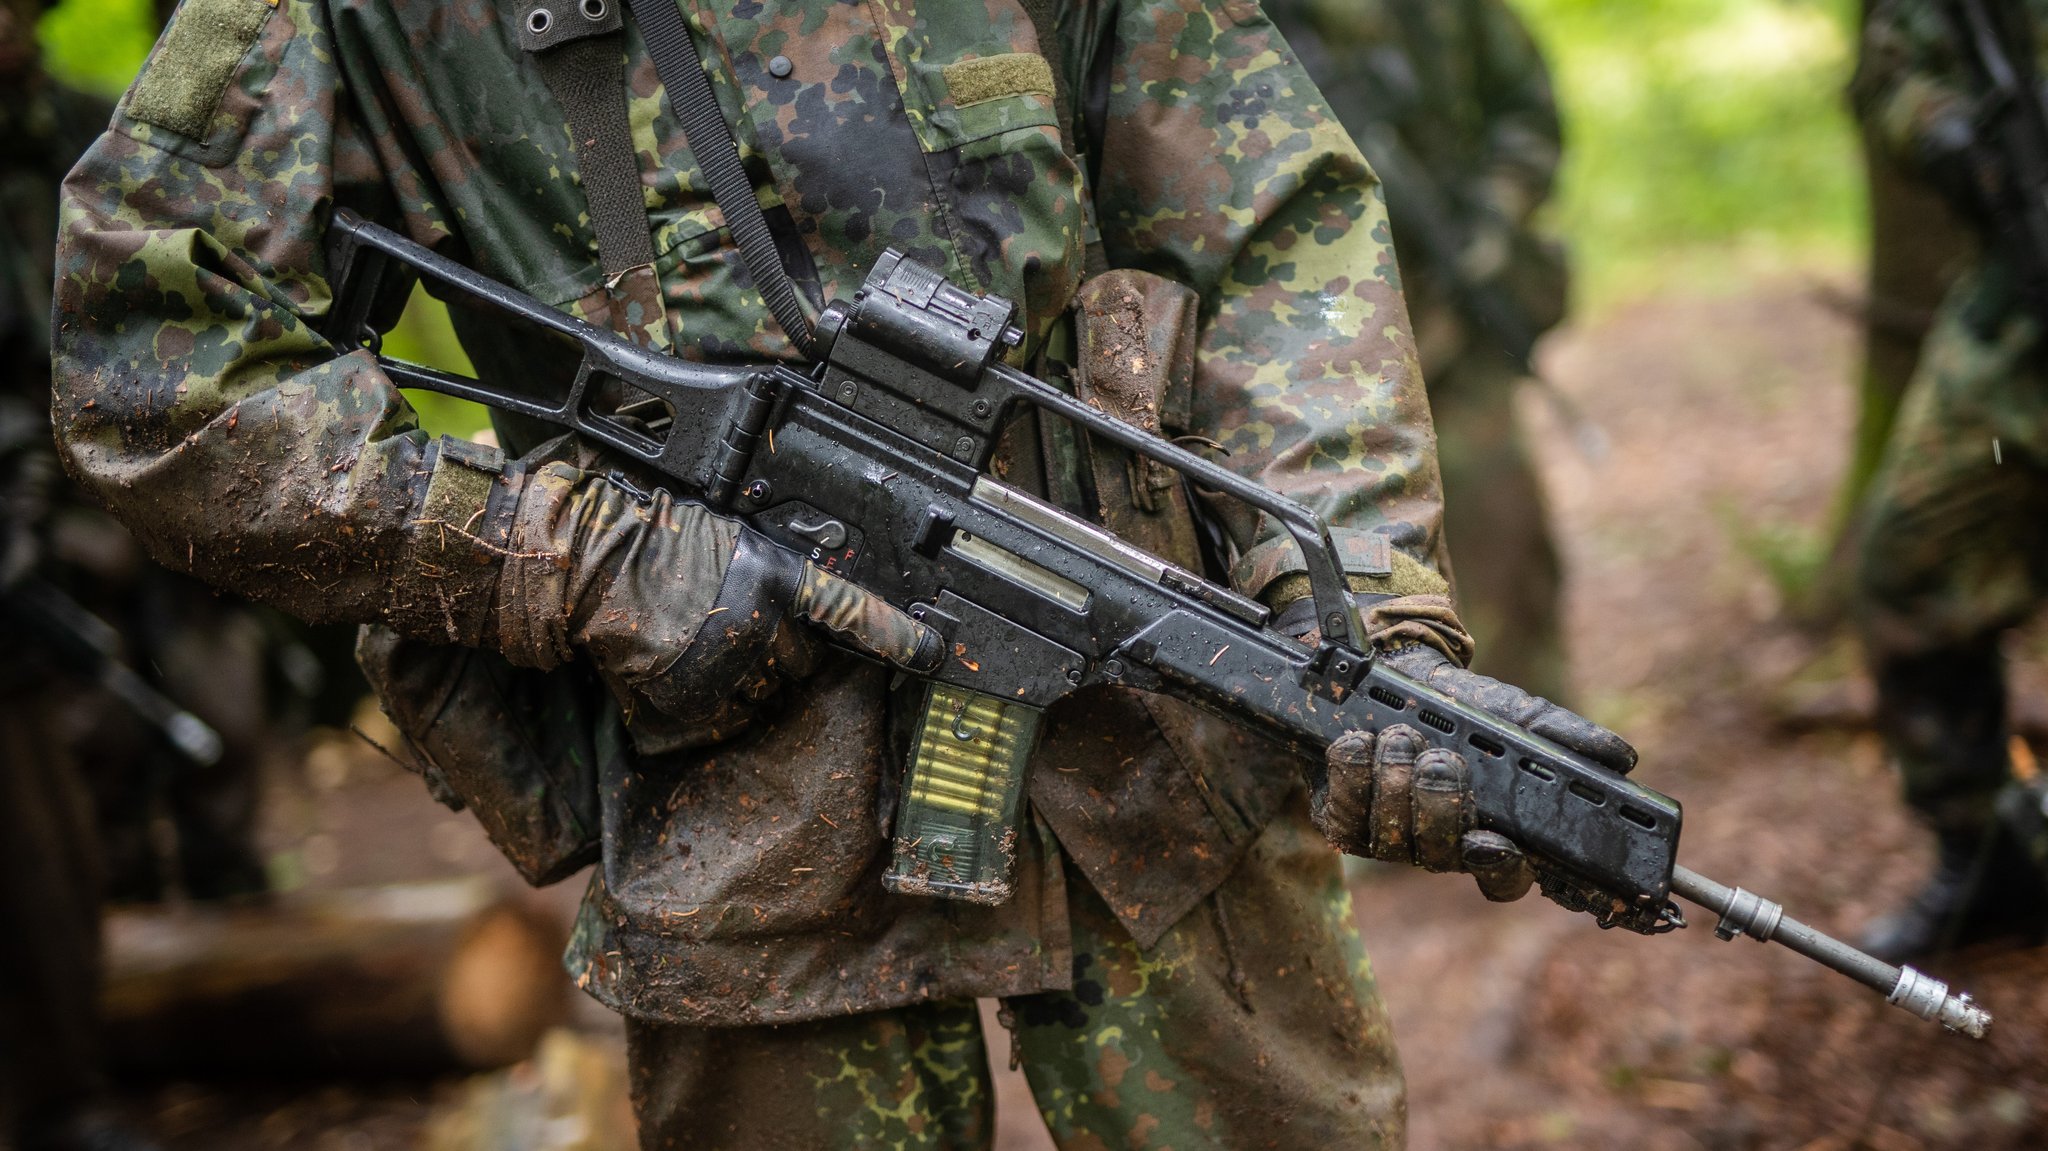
[1267,0,1574,704]
[1851,0,2048,962]
[51,0,1630,1145]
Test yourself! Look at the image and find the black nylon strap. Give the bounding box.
[622,0,818,359]
[537,38,658,281]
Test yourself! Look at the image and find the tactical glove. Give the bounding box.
[1312,724,1537,902]
[492,456,940,746]
[1296,596,1637,900]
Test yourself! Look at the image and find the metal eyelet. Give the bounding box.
[580,0,606,20]
[526,7,552,34]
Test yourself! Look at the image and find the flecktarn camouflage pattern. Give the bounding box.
[54,0,1451,1143]
[1262,0,1573,702]
[625,797,1405,1150]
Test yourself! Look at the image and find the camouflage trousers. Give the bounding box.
[1430,345,1570,705]
[1855,264,2048,833]
[625,797,1406,1150]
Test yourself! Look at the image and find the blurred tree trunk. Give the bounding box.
[101,879,569,1078]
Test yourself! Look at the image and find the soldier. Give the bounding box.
[1851,0,2048,962]
[51,0,1631,1145]
[1267,0,1573,704]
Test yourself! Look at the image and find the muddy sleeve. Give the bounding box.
[1470,0,1561,231]
[1087,0,1447,603]
[53,0,516,644]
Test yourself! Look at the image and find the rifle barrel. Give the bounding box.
[1670,866,1991,1039]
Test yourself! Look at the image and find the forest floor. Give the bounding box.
[117,273,2048,1151]
[1349,280,2048,1151]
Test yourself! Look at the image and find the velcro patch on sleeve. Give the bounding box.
[127,0,278,139]
[942,53,1055,108]
[419,436,506,535]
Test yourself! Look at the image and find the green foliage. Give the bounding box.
[1516,0,1866,308]
[39,0,156,98]
[1717,496,1833,619]
[383,286,497,440]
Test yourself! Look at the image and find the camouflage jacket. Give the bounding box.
[1265,0,1564,372]
[54,0,1445,1023]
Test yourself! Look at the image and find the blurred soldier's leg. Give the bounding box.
[1006,795,1406,1150]
[1431,351,1570,705]
[0,698,116,1149]
[1856,271,2048,962]
[626,998,993,1150]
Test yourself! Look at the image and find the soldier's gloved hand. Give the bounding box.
[492,459,941,740]
[1289,588,1636,900]
[1309,725,1536,902]
[1277,591,1632,773]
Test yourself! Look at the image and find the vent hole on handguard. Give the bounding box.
[1567,780,1607,806]
[1621,806,1657,830]
[1467,733,1505,758]
[1368,685,1407,711]
[1519,758,1555,782]
[1416,709,1454,735]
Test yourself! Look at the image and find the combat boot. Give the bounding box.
[1858,823,2048,964]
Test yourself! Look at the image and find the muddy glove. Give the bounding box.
[1379,643,1637,775]
[1310,725,1536,902]
[1290,590,1635,900]
[492,459,941,742]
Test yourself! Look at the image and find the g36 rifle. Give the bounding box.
[324,209,1990,1038]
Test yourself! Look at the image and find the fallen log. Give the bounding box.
[103,878,569,1078]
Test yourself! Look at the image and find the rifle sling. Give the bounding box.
[620,0,817,358]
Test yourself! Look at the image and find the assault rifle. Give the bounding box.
[323,209,1990,1038]
[1944,0,2048,315]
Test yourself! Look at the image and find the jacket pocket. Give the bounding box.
[867,0,1087,327]
[1071,269,1205,571]
[357,626,604,886]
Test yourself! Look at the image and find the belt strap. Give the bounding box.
[621,0,818,359]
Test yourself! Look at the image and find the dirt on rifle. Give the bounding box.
[1355,279,2048,1151]
[118,278,2048,1149]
